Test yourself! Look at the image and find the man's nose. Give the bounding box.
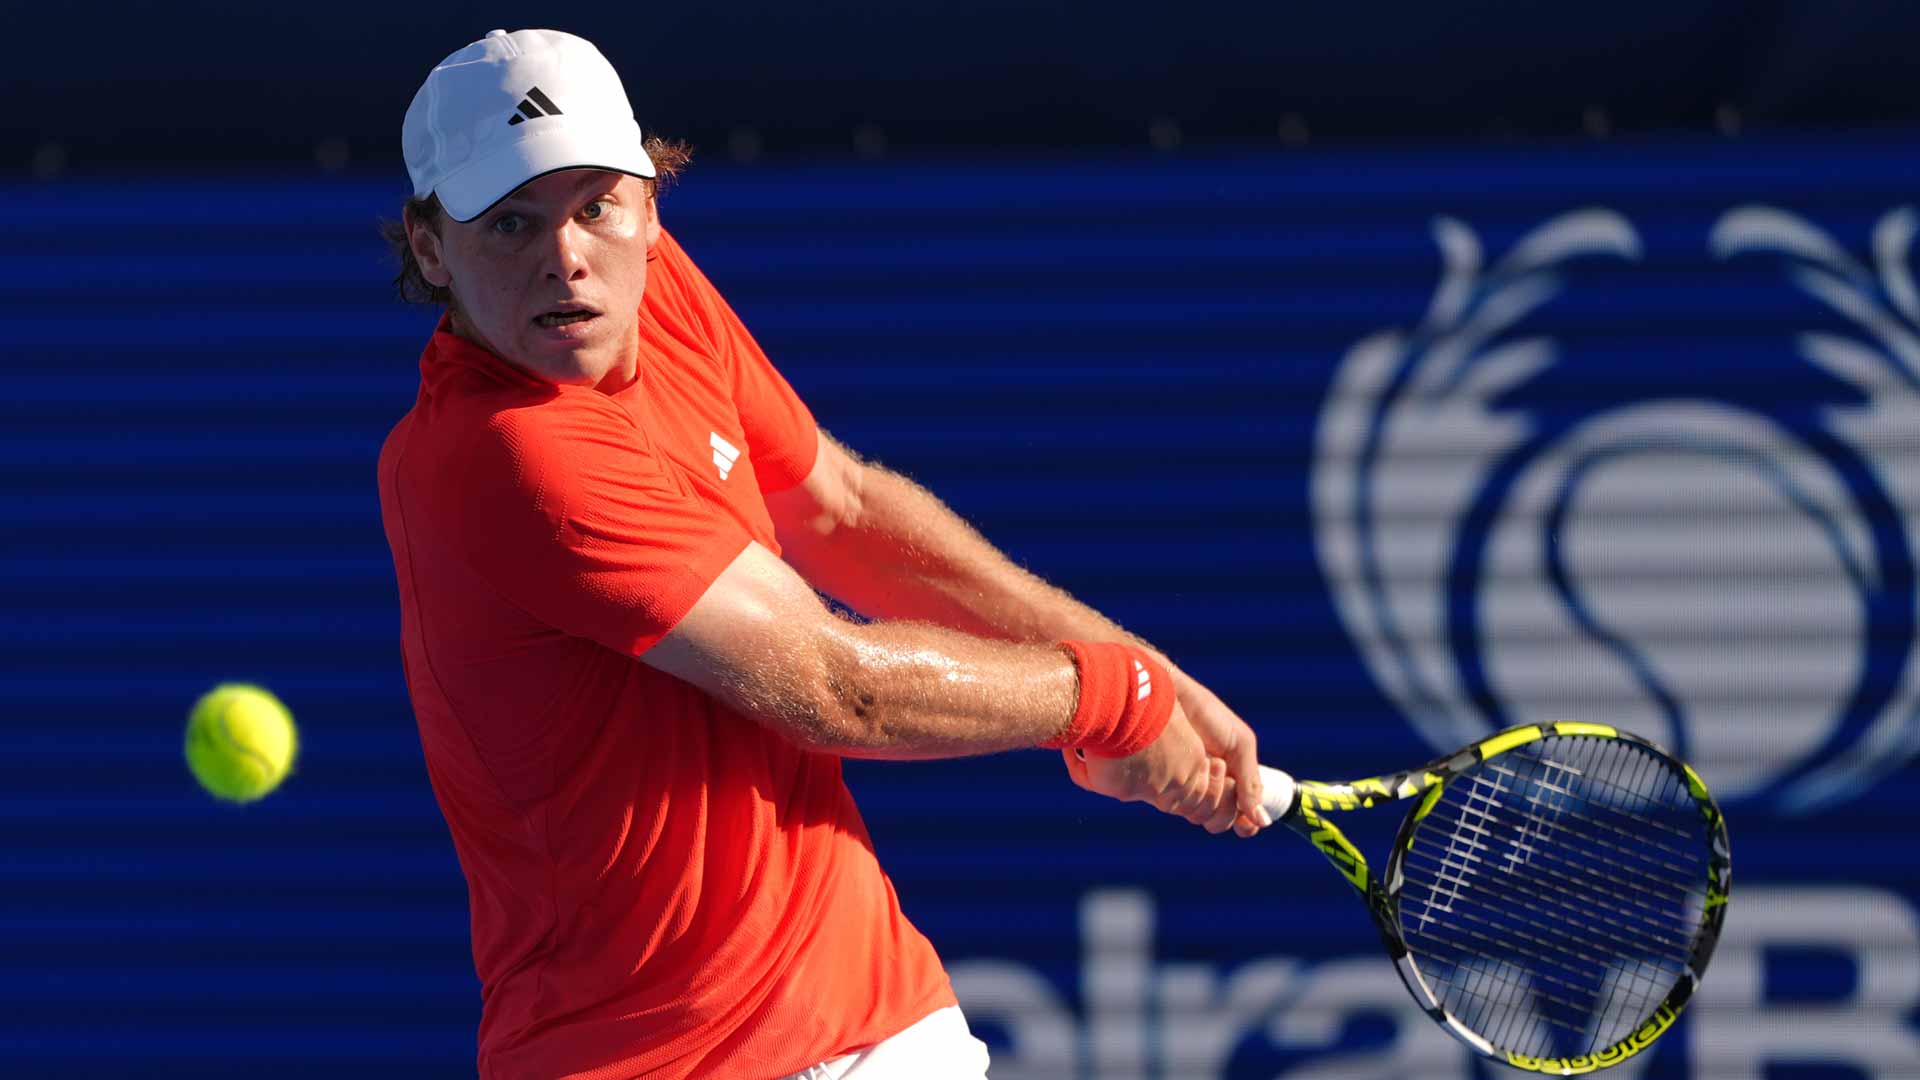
[541,222,588,281]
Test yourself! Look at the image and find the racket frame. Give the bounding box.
[1275,721,1731,1076]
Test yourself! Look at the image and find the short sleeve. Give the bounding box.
[658,231,820,493]
[452,391,752,656]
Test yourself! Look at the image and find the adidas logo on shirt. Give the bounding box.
[1133,659,1152,701]
[507,86,564,126]
[710,433,741,481]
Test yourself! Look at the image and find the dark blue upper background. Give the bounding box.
[9,1,1920,171]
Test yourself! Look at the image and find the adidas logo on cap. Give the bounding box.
[507,86,564,127]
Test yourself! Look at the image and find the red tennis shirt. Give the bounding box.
[376,229,954,1079]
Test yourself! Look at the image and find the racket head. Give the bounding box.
[1377,723,1729,1075]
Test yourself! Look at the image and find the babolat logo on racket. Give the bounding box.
[1505,1002,1678,1075]
[1313,208,1920,815]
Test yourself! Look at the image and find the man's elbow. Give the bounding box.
[749,628,889,754]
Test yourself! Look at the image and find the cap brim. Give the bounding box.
[434,118,657,222]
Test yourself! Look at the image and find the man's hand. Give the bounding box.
[1063,703,1259,836]
[1166,667,1270,832]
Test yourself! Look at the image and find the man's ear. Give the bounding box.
[406,206,453,288]
[645,190,662,250]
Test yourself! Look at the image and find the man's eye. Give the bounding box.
[492,215,523,236]
[582,201,608,220]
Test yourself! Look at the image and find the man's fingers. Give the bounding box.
[1167,776,1208,819]
[1204,807,1238,834]
[1173,677,1266,829]
[1202,777,1240,834]
[1182,757,1228,822]
[1227,726,1268,826]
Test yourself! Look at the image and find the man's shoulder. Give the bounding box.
[413,373,635,450]
[477,384,640,452]
[461,387,666,511]
[380,380,612,498]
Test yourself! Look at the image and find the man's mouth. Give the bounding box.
[534,307,599,328]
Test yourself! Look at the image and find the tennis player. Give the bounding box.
[376,28,1270,1080]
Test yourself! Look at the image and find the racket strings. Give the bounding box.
[1428,753,1697,999]
[1408,748,1699,1050]
[1481,759,1699,867]
[1396,737,1711,1059]
[1474,745,1704,980]
[1461,750,1704,913]
[1439,784,1701,929]
[1421,938,1627,1053]
[1432,778,1701,947]
[1411,934,1606,1037]
[1408,842,1669,1052]
[1529,742,1698,840]
[1474,755,1701,880]
[1579,745,1710,1041]
[1487,754,1702,874]
[1405,888,1666,1042]
[1406,886,1649,1001]
[1403,842,1693,956]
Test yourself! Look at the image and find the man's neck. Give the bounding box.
[444,306,639,394]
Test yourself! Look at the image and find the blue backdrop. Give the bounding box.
[4,135,1918,1078]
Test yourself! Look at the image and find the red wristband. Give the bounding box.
[1045,641,1175,758]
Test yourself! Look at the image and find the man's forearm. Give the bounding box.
[799,618,1082,759]
[782,461,1145,650]
[757,450,1261,825]
[644,539,1114,761]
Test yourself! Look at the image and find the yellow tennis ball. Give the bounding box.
[184,683,298,803]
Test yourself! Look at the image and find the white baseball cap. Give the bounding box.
[402,29,656,222]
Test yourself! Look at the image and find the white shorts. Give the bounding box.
[777,1005,991,1080]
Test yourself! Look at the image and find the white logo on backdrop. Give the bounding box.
[1313,207,1920,813]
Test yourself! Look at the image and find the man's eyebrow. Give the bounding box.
[494,173,621,211]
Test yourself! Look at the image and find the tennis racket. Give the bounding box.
[1257,721,1730,1075]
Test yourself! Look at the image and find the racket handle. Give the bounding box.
[1258,766,1297,821]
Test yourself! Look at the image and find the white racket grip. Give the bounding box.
[1259,766,1298,822]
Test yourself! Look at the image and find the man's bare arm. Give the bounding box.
[646,542,1077,759]
[643,542,1242,830]
[766,435,1125,644]
[765,433,1266,822]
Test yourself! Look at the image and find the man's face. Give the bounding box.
[408,169,661,389]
